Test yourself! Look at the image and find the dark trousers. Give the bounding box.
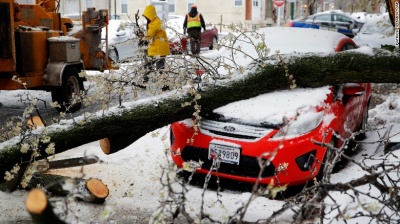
[187,29,201,55]
[143,57,166,82]
[146,57,165,69]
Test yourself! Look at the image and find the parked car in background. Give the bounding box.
[166,18,219,54]
[169,27,370,187]
[353,15,395,48]
[102,20,140,62]
[289,10,364,37]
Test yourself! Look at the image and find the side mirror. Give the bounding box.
[341,83,365,106]
[342,83,365,97]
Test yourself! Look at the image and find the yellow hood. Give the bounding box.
[143,5,156,21]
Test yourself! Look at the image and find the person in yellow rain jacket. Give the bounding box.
[139,5,170,90]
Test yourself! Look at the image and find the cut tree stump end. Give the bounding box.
[99,138,110,154]
[86,178,109,199]
[25,188,47,214]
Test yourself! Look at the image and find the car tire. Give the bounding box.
[209,37,217,50]
[109,47,119,63]
[355,101,369,140]
[316,138,337,182]
[51,67,84,113]
[185,40,191,54]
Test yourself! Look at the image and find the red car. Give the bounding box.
[169,28,371,187]
[166,18,218,54]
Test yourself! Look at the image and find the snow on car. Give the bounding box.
[353,14,395,49]
[102,20,141,62]
[169,27,371,187]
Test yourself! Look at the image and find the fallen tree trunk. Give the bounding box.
[1,50,400,186]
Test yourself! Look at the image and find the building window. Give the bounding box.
[253,0,258,7]
[121,0,127,13]
[188,0,195,11]
[169,0,175,13]
[234,0,243,6]
[86,0,93,7]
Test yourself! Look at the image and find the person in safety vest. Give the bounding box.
[139,5,170,90]
[183,4,206,55]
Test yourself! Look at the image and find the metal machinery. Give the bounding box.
[0,0,111,112]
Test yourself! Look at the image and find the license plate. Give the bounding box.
[208,143,241,165]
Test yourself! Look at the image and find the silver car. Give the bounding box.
[353,15,395,49]
[102,20,142,63]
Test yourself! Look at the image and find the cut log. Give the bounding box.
[25,188,67,224]
[1,50,400,187]
[26,173,109,203]
[99,135,136,154]
[27,116,45,130]
[81,178,109,203]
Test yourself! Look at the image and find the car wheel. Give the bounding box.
[355,102,369,140]
[51,67,84,113]
[185,40,191,54]
[209,37,217,50]
[316,138,337,182]
[109,48,119,62]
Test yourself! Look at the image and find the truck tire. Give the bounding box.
[209,37,217,50]
[51,67,84,112]
[109,48,119,63]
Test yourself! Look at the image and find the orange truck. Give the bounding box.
[0,0,112,112]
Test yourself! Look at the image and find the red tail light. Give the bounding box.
[289,21,293,27]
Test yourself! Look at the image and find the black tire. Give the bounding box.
[355,102,369,140]
[209,37,217,50]
[109,47,119,63]
[316,138,337,181]
[51,67,84,113]
[185,39,191,54]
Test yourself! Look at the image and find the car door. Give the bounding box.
[332,14,354,37]
[312,14,332,30]
[200,23,216,48]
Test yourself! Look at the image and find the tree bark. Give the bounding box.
[1,50,400,187]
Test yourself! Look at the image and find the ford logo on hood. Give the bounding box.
[223,126,236,132]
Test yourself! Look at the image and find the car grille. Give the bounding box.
[200,120,273,140]
[181,146,276,178]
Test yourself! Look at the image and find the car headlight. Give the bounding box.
[272,111,324,138]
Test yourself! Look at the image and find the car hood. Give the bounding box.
[208,86,331,127]
[353,33,395,48]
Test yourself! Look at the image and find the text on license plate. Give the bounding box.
[208,143,241,165]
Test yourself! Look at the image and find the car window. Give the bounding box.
[314,14,331,22]
[333,15,352,23]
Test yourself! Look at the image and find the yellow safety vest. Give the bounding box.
[187,13,201,28]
